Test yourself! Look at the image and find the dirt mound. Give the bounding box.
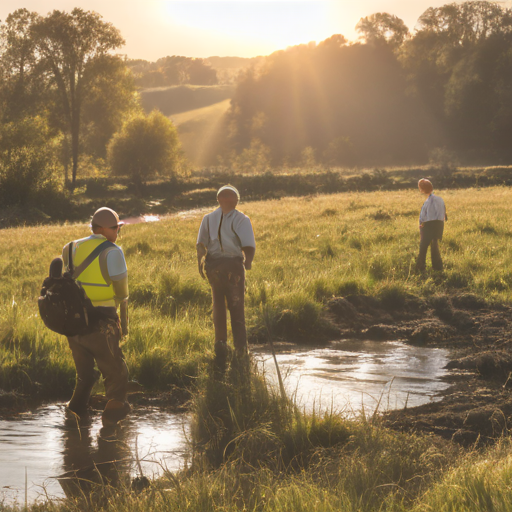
[384,382,512,447]
[446,351,512,379]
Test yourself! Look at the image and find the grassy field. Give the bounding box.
[1,186,512,398]
[2,185,512,510]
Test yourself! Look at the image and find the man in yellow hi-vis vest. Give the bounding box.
[62,207,130,427]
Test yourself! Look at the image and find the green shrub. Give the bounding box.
[108,110,183,186]
[0,117,62,205]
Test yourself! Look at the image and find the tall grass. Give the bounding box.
[413,439,512,512]
[11,393,462,512]
[1,187,512,397]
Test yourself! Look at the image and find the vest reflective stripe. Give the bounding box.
[73,238,115,305]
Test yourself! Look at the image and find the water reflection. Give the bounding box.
[58,415,132,498]
[255,340,452,415]
[0,405,189,505]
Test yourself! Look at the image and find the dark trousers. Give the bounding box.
[416,221,444,271]
[205,257,246,351]
[67,318,128,413]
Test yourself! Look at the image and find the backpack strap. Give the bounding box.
[72,240,116,280]
[68,242,75,274]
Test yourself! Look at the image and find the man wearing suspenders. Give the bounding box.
[196,186,256,366]
[62,207,130,427]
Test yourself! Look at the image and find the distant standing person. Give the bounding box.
[416,179,447,272]
[196,185,256,365]
[62,207,130,427]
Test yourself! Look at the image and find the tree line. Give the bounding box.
[2,1,512,209]
[0,8,182,203]
[225,1,512,168]
[128,56,217,88]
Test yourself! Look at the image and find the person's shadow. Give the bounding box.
[57,413,132,500]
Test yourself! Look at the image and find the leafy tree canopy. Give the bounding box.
[356,13,409,48]
[107,110,182,185]
[417,1,512,45]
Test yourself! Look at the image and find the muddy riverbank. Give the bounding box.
[2,291,511,450]
[326,291,512,446]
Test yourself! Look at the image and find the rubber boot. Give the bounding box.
[67,369,101,417]
[101,399,131,428]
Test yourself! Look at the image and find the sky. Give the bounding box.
[1,1,510,61]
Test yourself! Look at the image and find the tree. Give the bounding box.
[356,13,409,48]
[401,1,512,156]
[0,9,44,121]
[186,58,217,85]
[226,38,429,167]
[129,55,218,87]
[417,1,512,45]
[80,55,141,159]
[31,8,125,187]
[107,110,182,186]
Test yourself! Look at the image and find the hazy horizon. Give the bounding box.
[1,0,496,61]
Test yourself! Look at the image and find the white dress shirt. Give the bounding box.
[197,207,255,259]
[419,193,446,224]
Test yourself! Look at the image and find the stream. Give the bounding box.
[0,340,451,505]
[255,340,451,414]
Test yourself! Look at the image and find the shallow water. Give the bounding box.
[0,340,451,505]
[0,406,189,505]
[121,206,211,225]
[122,214,161,224]
[255,340,452,415]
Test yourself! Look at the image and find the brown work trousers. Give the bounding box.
[67,317,128,414]
[416,220,444,271]
[205,256,247,352]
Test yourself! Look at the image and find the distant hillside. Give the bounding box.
[136,57,266,167]
[140,84,234,116]
[205,56,266,84]
[171,99,231,167]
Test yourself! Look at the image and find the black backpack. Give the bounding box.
[38,240,114,336]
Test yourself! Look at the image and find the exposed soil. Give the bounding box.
[327,292,512,446]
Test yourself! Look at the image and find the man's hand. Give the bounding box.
[197,243,207,279]
[242,246,255,271]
